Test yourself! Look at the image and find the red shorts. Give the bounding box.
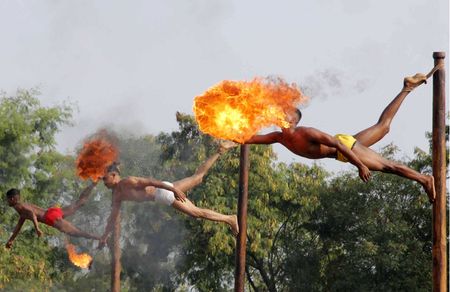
[44,207,64,226]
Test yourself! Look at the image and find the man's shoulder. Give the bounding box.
[120,176,144,183]
[295,125,318,130]
[15,202,39,214]
[295,126,323,134]
[22,202,39,209]
[117,176,143,188]
[293,126,313,135]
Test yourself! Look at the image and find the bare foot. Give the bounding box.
[218,140,238,154]
[229,215,239,236]
[423,175,436,204]
[403,73,427,92]
[425,63,444,79]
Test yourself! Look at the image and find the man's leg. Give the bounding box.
[173,141,236,193]
[54,219,100,240]
[353,73,427,147]
[171,198,239,235]
[62,183,96,218]
[352,144,435,202]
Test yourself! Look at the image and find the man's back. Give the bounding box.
[13,202,47,222]
[279,126,338,159]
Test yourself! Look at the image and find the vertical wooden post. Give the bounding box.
[432,51,447,292]
[111,211,122,292]
[235,144,250,292]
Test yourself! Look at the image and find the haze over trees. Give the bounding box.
[0,91,444,291]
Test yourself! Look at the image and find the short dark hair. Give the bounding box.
[6,188,20,199]
[106,162,121,174]
[295,108,302,121]
[291,108,302,124]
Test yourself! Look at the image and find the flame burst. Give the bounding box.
[66,243,93,269]
[76,137,118,182]
[193,77,306,143]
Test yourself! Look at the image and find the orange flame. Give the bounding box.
[66,243,93,269]
[76,137,118,182]
[193,77,307,143]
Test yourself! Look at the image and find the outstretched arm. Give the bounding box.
[98,197,121,249]
[126,177,187,202]
[309,130,371,182]
[244,132,282,144]
[79,181,97,198]
[6,217,26,248]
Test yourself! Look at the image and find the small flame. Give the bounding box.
[76,137,118,182]
[193,77,307,143]
[66,243,93,269]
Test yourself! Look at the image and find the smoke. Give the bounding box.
[117,130,189,290]
[301,68,370,100]
[70,128,189,289]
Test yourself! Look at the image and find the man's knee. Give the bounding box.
[382,162,397,173]
[377,122,390,137]
[56,221,77,235]
[192,174,203,186]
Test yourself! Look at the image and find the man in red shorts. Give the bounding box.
[5,182,100,249]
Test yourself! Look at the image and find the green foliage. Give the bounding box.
[0,89,75,289]
[0,98,442,291]
[304,145,432,291]
[163,115,330,291]
[0,89,72,191]
[161,114,435,291]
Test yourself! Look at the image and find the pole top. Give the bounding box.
[433,52,446,59]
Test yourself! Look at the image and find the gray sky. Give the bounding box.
[0,0,448,174]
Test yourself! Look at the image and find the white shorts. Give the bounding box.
[154,181,175,206]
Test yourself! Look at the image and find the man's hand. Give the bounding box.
[173,189,187,203]
[36,229,43,237]
[218,140,239,153]
[358,165,371,182]
[5,240,13,249]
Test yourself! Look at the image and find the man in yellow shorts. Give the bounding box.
[244,72,436,203]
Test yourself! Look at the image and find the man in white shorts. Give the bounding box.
[99,141,238,248]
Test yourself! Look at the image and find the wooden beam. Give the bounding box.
[111,211,122,292]
[235,144,250,292]
[432,51,447,292]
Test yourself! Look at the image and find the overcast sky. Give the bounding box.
[0,0,448,174]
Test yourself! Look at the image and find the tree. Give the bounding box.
[160,114,435,291]
[54,113,439,291]
[63,130,189,291]
[0,89,77,289]
[305,144,432,291]
[158,113,327,291]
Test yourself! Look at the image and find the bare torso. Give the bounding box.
[113,176,158,202]
[13,203,47,223]
[279,126,338,159]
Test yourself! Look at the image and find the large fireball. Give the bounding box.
[76,136,118,182]
[193,77,306,143]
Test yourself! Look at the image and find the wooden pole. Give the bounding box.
[432,51,447,292]
[111,211,122,292]
[235,144,250,292]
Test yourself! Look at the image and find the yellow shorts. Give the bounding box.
[334,134,357,162]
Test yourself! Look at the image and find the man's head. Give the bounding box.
[287,108,302,127]
[103,162,121,189]
[6,188,20,206]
